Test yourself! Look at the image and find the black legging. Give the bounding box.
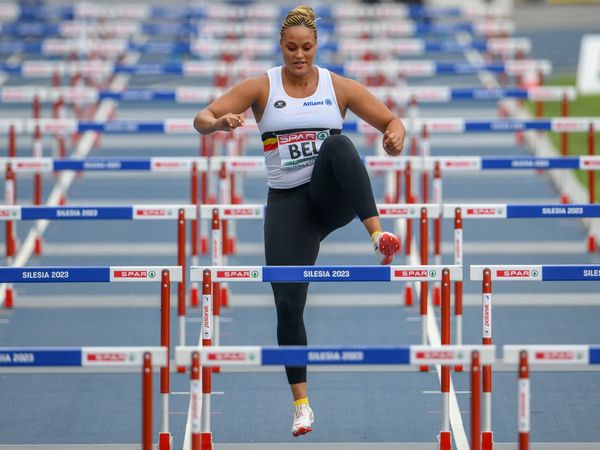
[264,134,379,384]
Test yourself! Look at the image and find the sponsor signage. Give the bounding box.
[392,268,438,281]
[109,267,181,283]
[504,345,589,365]
[82,347,166,367]
[493,267,541,280]
[0,207,20,220]
[577,35,600,95]
[214,269,261,281]
[364,157,406,170]
[580,157,600,169]
[151,159,192,171]
[222,207,263,218]
[201,347,261,366]
[460,205,506,218]
[551,118,590,133]
[441,158,481,170]
[12,159,53,172]
[164,119,194,134]
[423,119,464,133]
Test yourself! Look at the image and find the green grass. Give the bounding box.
[525,74,600,201]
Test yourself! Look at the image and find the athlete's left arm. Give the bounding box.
[334,75,405,156]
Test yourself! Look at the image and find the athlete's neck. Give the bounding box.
[281,65,318,95]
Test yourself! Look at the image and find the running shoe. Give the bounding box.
[292,404,314,437]
[372,231,401,265]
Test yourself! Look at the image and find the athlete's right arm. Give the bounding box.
[193,77,266,135]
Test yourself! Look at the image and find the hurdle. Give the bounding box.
[175,344,494,450]
[0,2,513,21]
[0,18,516,39]
[0,37,533,58]
[503,345,600,450]
[0,205,194,327]
[0,345,167,450]
[0,59,552,80]
[188,264,461,449]
[470,264,600,450]
[0,265,181,449]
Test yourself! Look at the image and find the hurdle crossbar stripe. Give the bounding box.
[0,59,549,78]
[0,38,532,57]
[0,266,183,283]
[443,204,600,218]
[5,155,596,174]
[3,85,576,105]
[0,346,168,367]
[175,345,494,367]
[198,204,264,219]
[0,3,512,21]
[502,345,600,365]
[470,265,600,281]
[0,205,196,220]
[3,118,598,136]
[190,265,462,283]
[378,203,441,218]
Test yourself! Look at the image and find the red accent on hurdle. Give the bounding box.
[560,94,570,204]
[33,125,43,255]
[403,161,413,306]
[33,95,40,119]
[394,169,402,204]
[482,268,493,449]
[439,268,452,450]
[420,208,429,372]
[191,351,201,450]
[588,124,597,253]
[4,162,16,308]
[454,208,463,372]
[433,161,442,308]
[177,209,187,373]
[9,125,16,158]
[201,270,213,448]
[471,351,481,450]
[519,351,529,450]
[161,269,171,392]
[219,162,231,256]
[142,352,153,450]
[191,163,200,307]
[421,125,429,204]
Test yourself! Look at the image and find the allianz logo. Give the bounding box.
[303,98,333,107]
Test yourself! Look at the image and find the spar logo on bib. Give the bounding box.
[277,130,330,168]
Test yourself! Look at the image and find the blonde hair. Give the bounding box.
[280,5,318,42]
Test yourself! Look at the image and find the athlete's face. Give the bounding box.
[280,26,317,77]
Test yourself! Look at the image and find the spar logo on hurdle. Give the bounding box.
[135,208,171,217]
[466,207,504,216]
[378,207,413,216]
[113,270,157,279]
[0,208,18,218]
[206,352,255,362]
[393,269,437,279]
[216,270,260,279]
[414,350,462,360]
[496,269,539,278]
[86,352,135,363]
[533,351,585,362]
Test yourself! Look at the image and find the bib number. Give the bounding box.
[277,130,330,169]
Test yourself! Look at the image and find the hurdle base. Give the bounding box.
[420,365,429,372]
[433,285,441,307]
[560,193,570,204]
[34,237,43,256]
[439,431,452,450]
[191,288,199,308]
[588,234,597,253]
[454,365,463,372]
[177,366,187,373]
[220,286,229,308]
[482,431,493,450]
[201,236,208,255]
[201,432,212,450]
[159,432,172,450]
[404,284,413,306]
[4,288,13,309]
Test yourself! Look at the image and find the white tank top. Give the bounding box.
[257,66,344,189]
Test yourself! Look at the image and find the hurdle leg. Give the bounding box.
[482,269,493,449]
[471,351,481,450]
[142,352,153,450]
[160,270,172,448]
[518,351,530,450]
[191,352,202,450]
[439,268,452,449]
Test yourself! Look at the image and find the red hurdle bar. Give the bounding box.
[433,160,442,307]
[160,270,172,449]
[201,269,213,450]
[518,351,530,450]
[191,163,201,306]
[454,208,464,372]
[178,209,187,364]
[588,123,597,252]
[439,268,452,450]
[142,351,153,450]
[420,207,429,372]
[482,268,494,449]
[471,350,481,450]
[33,125,43,255]
[4,163,16,308]
[404,161,414,306]
[560,93,570,204]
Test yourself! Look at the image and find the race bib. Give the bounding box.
[277,130,330,169]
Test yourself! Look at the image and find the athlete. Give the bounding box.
[194,5,405,438]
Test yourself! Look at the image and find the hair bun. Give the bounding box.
[291,5,316,22]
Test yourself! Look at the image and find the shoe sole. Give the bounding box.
[293,427,313,437]
[378,233,400,264]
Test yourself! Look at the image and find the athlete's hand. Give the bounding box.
[383,130,404,156]
[215,113,245,131]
